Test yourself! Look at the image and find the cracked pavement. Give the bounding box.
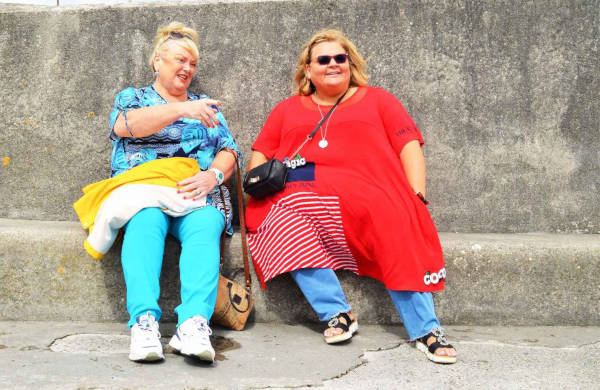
[0,322,598,389]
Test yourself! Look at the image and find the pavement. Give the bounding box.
[0,322,598,389]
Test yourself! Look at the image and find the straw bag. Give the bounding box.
[212,151,254,330]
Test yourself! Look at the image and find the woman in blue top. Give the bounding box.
[109,22,241,363]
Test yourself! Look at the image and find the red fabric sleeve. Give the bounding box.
[251,99,287,159]
[377,88,424,155]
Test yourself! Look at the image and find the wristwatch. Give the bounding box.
[208,167,224,185]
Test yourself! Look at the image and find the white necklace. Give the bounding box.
[316,103,334,149]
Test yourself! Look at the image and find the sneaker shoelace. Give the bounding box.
[188,316,212,338]
[138,314,161,339]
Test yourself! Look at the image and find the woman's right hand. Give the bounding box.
[179,99,221,128]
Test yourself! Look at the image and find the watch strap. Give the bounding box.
[209,167,224,185]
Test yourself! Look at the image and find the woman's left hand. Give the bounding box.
[177,171,218,201]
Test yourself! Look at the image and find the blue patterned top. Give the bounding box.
[108,85,241,234]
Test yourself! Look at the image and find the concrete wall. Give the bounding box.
[1,0,598,233]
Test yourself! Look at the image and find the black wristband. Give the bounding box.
[415,191,429,205]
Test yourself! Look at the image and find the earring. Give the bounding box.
[154,71,159,77]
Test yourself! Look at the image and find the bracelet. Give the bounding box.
[122,110,136,139]
[415,191,429,205]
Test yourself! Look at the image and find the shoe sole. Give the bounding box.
[182,348,215,362]
[129,350,164,362]
[325,320,359,344]
[415,340,457,364]
[169,335,215,362]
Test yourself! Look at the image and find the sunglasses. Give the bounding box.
[314,53,348,66]
[168,31,193,40]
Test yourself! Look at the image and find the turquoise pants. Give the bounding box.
[121,206,224,327]
[291,268,441,340]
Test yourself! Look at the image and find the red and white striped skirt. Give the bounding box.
[247,192,358,286]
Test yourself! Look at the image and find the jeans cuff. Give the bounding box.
[410,325,445,342]
[321,306,352,322]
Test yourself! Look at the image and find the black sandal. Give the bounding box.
[415,328,457,364]
[324,312,358,344]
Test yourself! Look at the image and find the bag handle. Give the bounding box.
[288,88,348,159]
[217,149,252,291]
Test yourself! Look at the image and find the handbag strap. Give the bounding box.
[288,88,349,159]
[217,149,252,291]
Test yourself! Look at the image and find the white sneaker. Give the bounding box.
[128,312,164,362]
[169,315,215,362]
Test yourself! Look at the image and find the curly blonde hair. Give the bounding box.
[293,29,368,96]
[149,22,200,72]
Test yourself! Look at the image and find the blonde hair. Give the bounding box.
[149,22,200,72]
[293,29,368,96]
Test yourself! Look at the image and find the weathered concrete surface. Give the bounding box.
[0,0,598,233]
[1,219,599,325]
[0,322,598,390]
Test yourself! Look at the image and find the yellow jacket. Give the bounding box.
[73,158,200,258]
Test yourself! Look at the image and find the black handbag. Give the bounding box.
[243,90,347,199]
[243,159,288,199]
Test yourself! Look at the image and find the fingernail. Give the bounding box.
[176,189,180,194]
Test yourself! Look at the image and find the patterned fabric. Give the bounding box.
[108,85,241,234]
[248,192,357,284]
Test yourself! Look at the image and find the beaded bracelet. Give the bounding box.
[122,110,136,139]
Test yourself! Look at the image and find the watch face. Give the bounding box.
[211,168,224,184]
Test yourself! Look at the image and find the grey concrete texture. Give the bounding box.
[0,0,598,233]
[2,218,599,325]
[0,321,598,389]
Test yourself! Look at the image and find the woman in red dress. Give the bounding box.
[245,29,457,364]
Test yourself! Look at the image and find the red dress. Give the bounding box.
[245,86,445,292]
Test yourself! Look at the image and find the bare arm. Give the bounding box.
[247,150,269,171]
[400,140,427,197]
[113,99,222,138]
[242,151,269,202]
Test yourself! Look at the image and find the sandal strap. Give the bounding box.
[327,312,351,332]
[425,340,455,354]
[418,328,454,353]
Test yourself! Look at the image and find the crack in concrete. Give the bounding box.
[249,341,410,390]
[47,332,79,349]
[319,341,409,384]
[577,340,600,349]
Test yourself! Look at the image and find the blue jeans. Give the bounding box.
[291,268,441,340]
[121,206,224,327]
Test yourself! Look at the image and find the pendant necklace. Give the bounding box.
[317,103,335,149]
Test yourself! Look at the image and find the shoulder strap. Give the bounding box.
[288,89,349,159]
[218,149,252,291]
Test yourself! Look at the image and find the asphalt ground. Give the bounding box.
[0,322,598,389]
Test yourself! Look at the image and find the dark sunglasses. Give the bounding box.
[314,53,348,66]
[168,31,193,40]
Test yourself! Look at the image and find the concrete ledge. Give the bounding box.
[0,219,600,325]
[1,218,598,325]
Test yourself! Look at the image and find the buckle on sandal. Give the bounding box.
[328,317,339,328]
[431,328,449,346]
